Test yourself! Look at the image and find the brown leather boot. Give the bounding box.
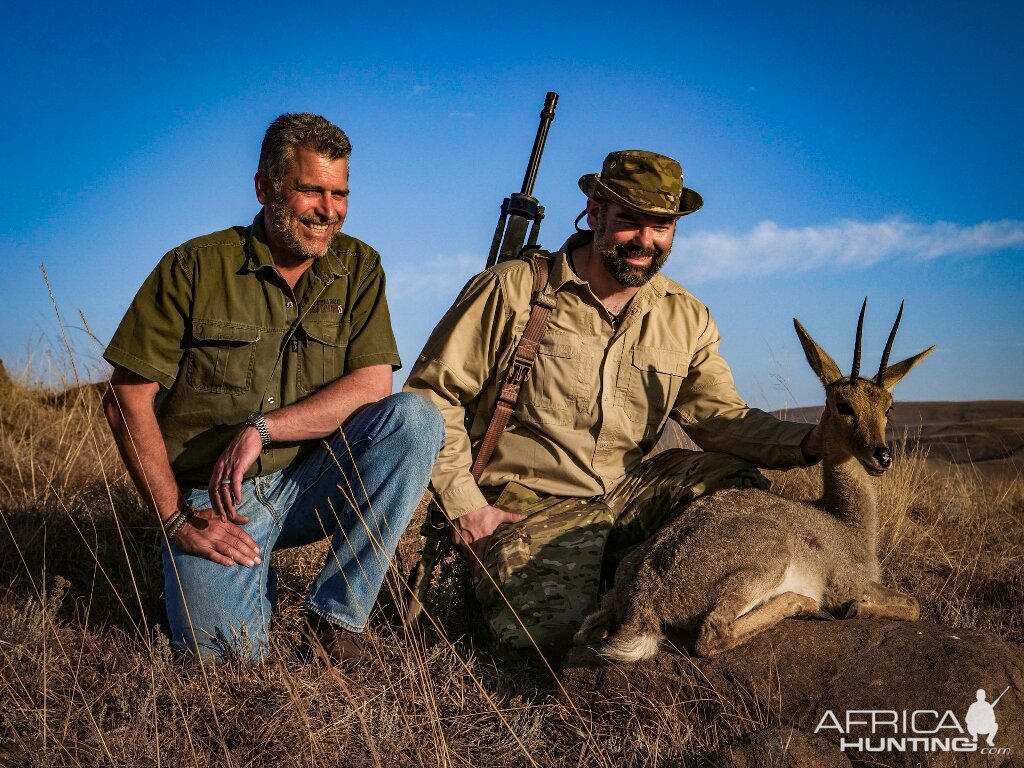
[302,610,373,665]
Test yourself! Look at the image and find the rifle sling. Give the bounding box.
[469,250,554,482]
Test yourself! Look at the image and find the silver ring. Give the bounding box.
[220,480,231,486]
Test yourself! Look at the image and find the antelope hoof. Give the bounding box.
[791,596,819,617]
[573,609,612,645]
[816,606,838,621]
[845,600,861,619]
[695,620,733,658]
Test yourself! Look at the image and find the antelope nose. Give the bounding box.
[875,447,893,469]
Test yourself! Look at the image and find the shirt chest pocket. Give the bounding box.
[626,346,692,430]
[185,320,261,394]
[516,331,578,426]
[298,320,350,394]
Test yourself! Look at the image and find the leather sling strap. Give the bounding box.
[469,249,555,481]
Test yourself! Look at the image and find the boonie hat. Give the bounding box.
[578,149,703,217]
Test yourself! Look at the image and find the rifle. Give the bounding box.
[404,92,559,628]
[487,91,559,266]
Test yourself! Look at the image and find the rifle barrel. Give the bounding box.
[520,92,559,196]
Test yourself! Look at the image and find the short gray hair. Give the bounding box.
[258,113,352,189]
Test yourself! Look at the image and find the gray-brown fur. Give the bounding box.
[572,301,935,661]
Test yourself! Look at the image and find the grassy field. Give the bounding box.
[1,369,1021,767]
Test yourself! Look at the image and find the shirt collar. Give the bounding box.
[245,210,349,278]
[549,231,592,291]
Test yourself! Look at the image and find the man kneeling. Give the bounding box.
[405,150,823,657]
[104,113,443,664]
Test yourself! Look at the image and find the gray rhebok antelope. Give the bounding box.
[571,301,935,662]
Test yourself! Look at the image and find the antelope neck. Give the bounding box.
[820,453,880,552]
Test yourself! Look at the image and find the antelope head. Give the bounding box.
[794,300,935,476]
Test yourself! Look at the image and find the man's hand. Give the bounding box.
[451,504,526,583]
[208,426,263,521]
[800,405,830,462]
[172,507,262,568]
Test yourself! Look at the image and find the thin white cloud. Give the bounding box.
[388,253,481,299]
[386,218,1024,298]
[676,217,1024,282]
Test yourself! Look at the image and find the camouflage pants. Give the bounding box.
[474,449,770,654]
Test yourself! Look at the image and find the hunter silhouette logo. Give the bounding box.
[815,686,1013,756]
[966,687,1009,747]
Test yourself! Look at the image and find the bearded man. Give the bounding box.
[103,113,443,664]
[404,150,824,656]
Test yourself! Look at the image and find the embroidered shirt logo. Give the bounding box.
[310,298,345,314]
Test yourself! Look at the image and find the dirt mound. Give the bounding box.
[562,619,1024,767]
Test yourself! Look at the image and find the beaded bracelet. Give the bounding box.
[165,500,198,541]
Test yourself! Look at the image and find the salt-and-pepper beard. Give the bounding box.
[266,196,337,261]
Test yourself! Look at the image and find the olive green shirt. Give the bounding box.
[104,212,401,485]
[404,232,813,519]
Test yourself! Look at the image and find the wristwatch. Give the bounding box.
[244,412,272,447]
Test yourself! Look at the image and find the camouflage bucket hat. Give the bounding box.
[578,149,703,217]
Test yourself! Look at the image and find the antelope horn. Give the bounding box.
[876,300,905,384]
[851,298,867,381]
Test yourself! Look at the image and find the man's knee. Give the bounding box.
[388,391,444,441]
[165,587,271,665]
[170,624,269,666]
[369,392,444,455]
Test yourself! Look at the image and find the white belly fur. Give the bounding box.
[736,561,825,618]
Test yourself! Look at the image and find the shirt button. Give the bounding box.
[267,396,275,404]
[286,301,294,309]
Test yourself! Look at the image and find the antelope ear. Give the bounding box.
[879,345,936,391]
[794,319,843,386]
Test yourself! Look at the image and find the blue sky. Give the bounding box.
[3,2,1022,410]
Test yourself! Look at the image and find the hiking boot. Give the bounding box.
[302,610,373,665]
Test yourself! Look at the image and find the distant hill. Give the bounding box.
[657,401,1024,478]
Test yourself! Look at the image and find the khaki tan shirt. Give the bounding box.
[105,212,401,485]
[404,232,812,519]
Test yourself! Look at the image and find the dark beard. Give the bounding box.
[597,242,669,287]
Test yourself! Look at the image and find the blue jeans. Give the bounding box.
[162,392,443,663]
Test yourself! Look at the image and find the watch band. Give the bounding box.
[245,412,271,447]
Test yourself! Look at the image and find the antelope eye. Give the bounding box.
[836,402,854,416]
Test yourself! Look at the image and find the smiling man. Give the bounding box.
[103,113,443,664]
[405,149,824,656]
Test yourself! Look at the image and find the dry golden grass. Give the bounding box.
[1,371,1021,767]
